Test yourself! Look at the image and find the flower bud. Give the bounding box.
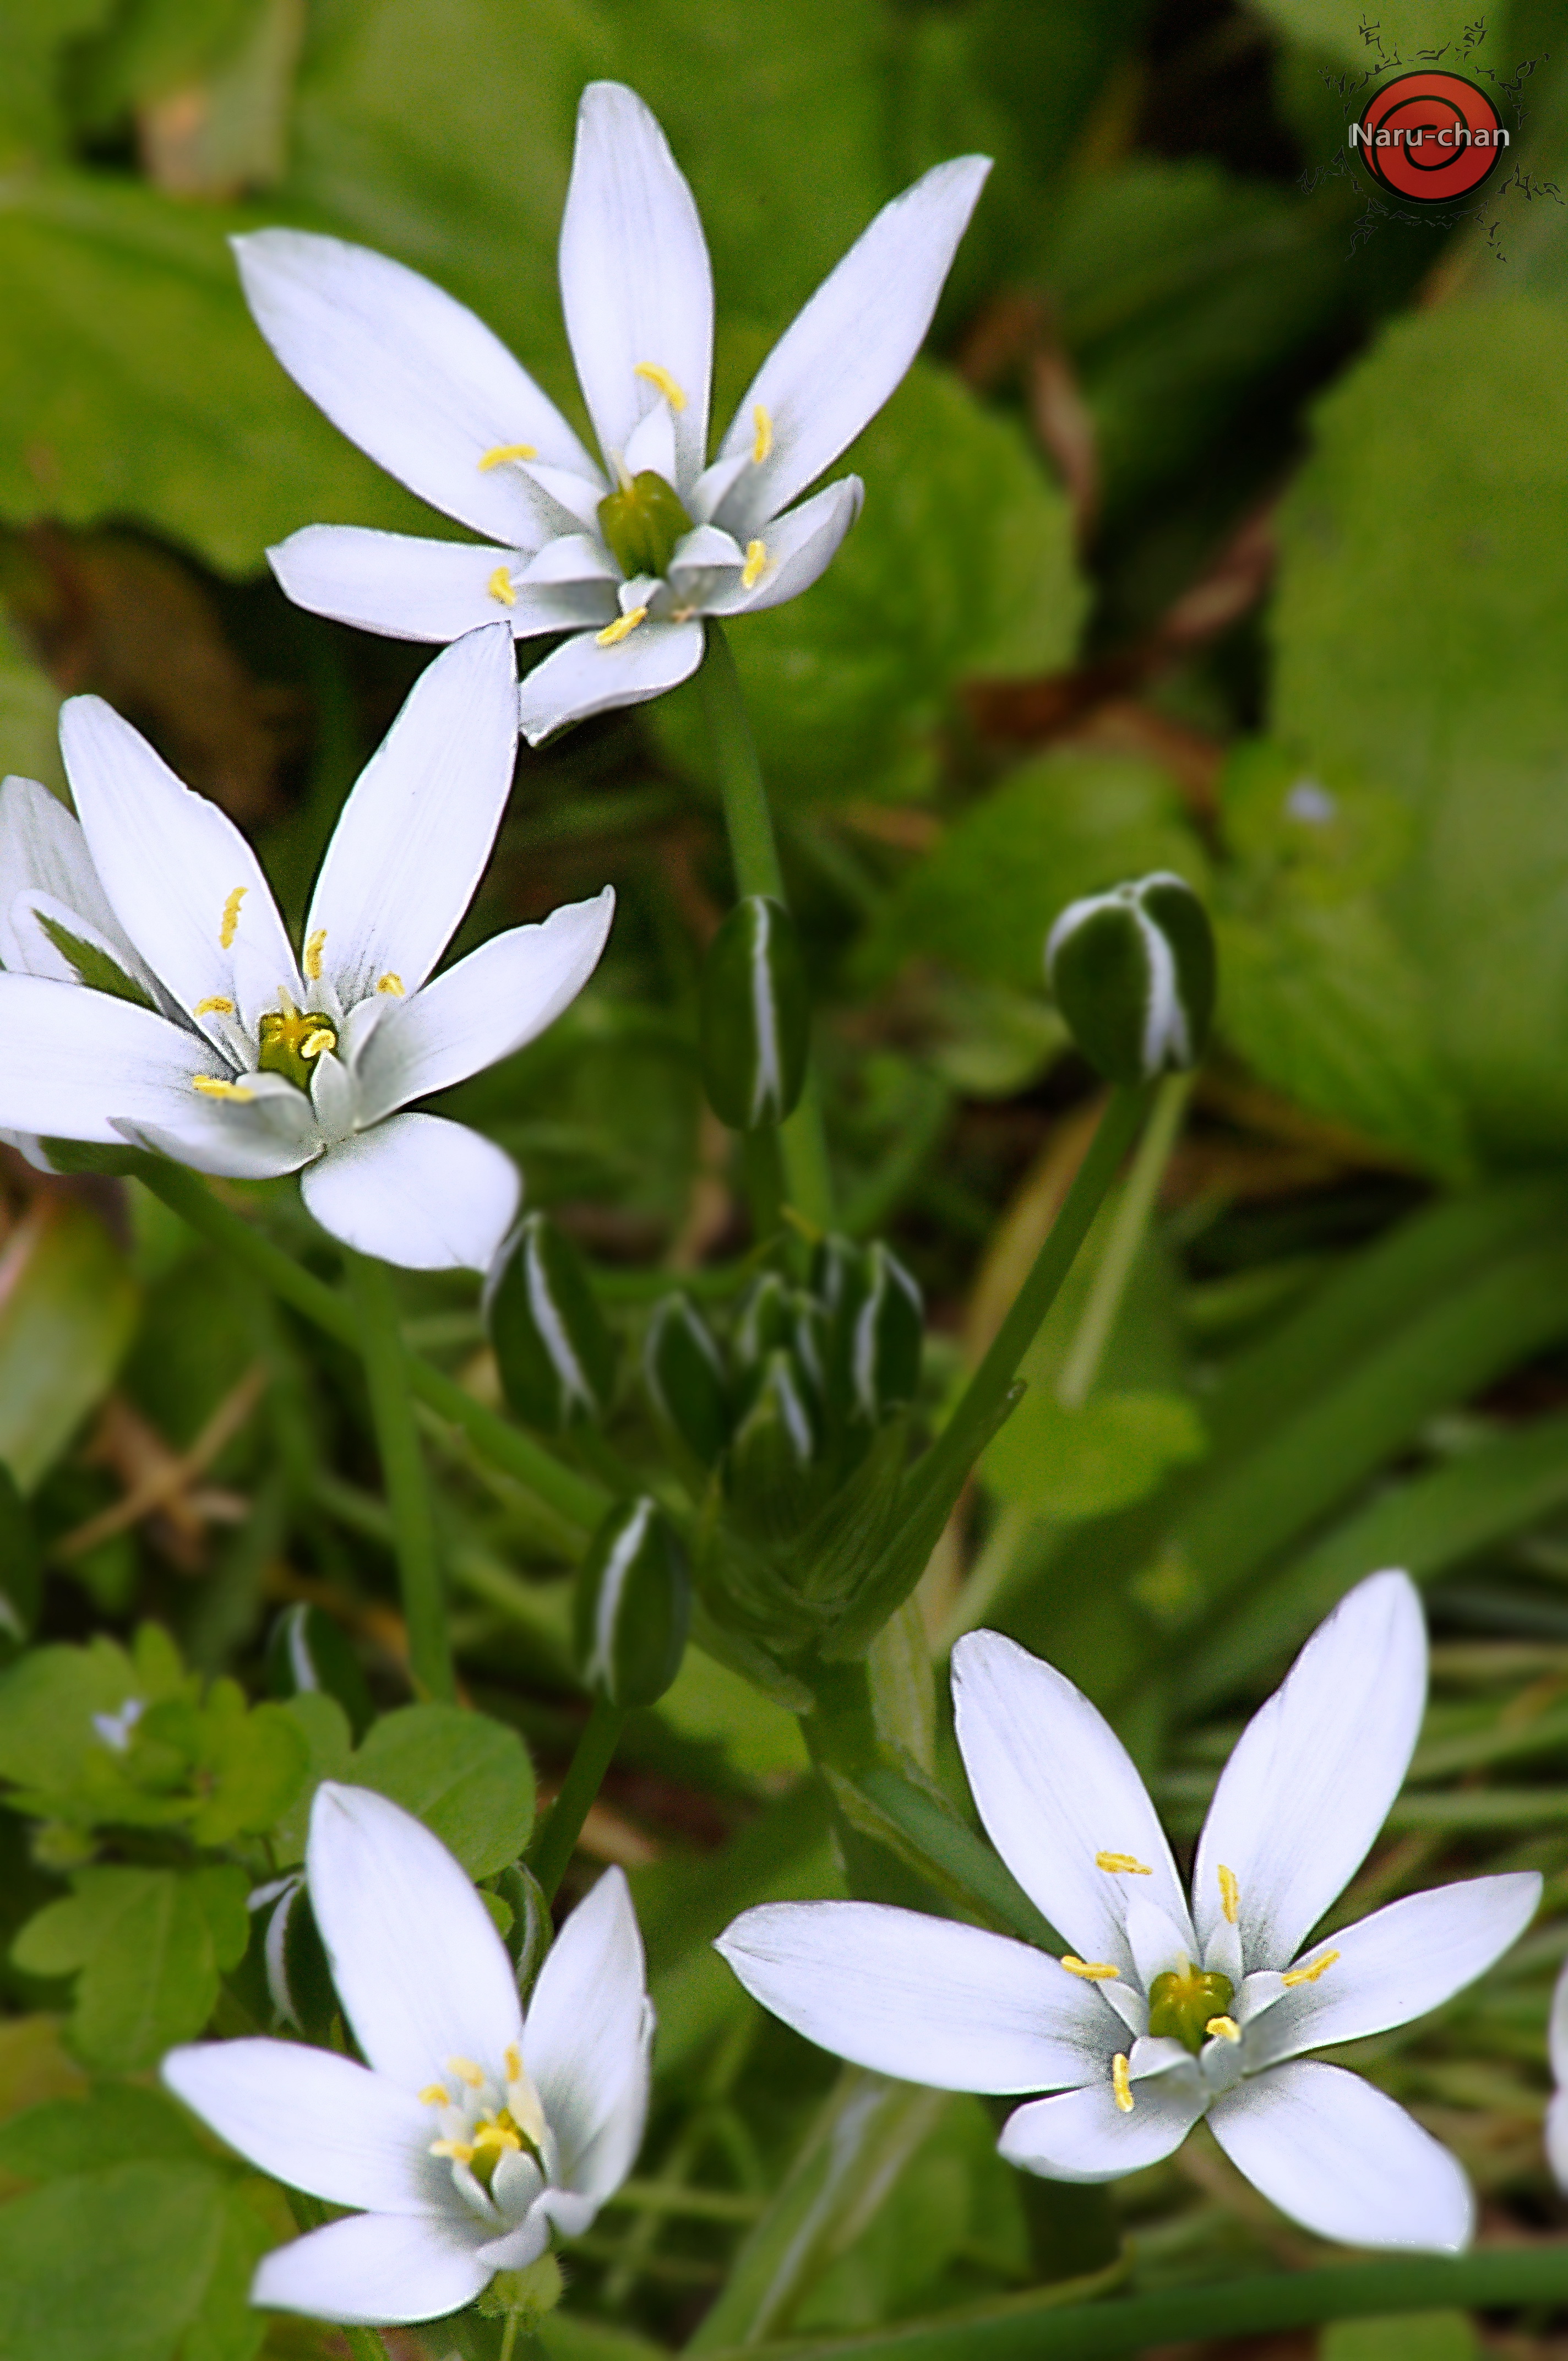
[644,1294,730,1467]
[485,1212,616,1432]
[726,1348,818,1528]
[264,1603,373,1738]
[848,1242,924,1420]
[699,895,810,1130]
[733,1271,796,1376]
[491,1861,552,2001]
[573,1495,690,1709]
[251,1873,335,2040]
[1044,872,1215,1086]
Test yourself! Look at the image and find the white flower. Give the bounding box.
[1547,1956,1568,2188]
[231,83,990,744]
[164,1782,654,2326]
[717,1572,1540,2253]
[0,622,612,1271]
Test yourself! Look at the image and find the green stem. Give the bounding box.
[1055,1071,1191,1410]
[526,1693,625,1901]
[345,1251,453,1702]
[906,1084,1152,1529]
[134,1161,607,1534]
[699,622,833,1231]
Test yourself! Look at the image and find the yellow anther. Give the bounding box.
[303,928,326,982]
[741,538,767,590]
[192,1076,254,1102]
[448,2057,485,2090]
[429,2138,475,2163]
[1111,2053,1134,2114]
[477,443,537,470]
[488,565,517,608]
[375,972,405,996]
[1205,2015,1241,2043]
[418,2084,450,2107]
[504,2045,522,2084]
[1060,1956,1120,1981]
[596,606,648,647]
[299,1028,335,1062]
[1282,1949,1340,1988]
[220,886,247,949]
[193,996,234,1017]
[1218,1864,1240,1926]
[1096,1851,1153,1876]
[633,362,686,411]
[472,2119,521,2156]
[752,404,774,463]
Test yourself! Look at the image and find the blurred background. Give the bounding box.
[5,0,1568,2350]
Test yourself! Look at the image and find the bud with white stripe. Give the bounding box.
[644,1293,731,1468]
[573,1494,690,1709]
[699,895,810,1130]
[485,1212,617,1432]
[1044,872,1215,1087]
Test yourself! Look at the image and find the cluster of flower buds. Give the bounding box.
[1045,871,1215,1087]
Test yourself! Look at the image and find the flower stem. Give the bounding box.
[1055,1071,1192,1410]
[133,1161,608,1535]
[526,1692,625,1901]
[344,1250,453,1704]
[698,621,833,1232]
[903,1082,1152,1530]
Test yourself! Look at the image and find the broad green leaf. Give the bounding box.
[1322,2313,1479,2361]
[0,1635,140,1797]
[0,1199,138,1492]
[35,913,154,1008]
[186,1688,308,1846]
[351,1702,535,1877]
[0,2083,206,2181]
[656,1646,808,1783]
[179,2182,271,2361]
[269,1689,352,1868]
[15,1867,220,2072]
[0,2158,228,2361]
[188,1864,251,1974]
[983,1390,1205,1522]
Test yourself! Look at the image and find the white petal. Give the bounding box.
[475,2210,552,2272]
[1194,1571,1428,1972]
[516,618,704,744]
[0,773,151,991]
[162,2038,443,2214]
[1241,1873,1541,2071]
[1210,2060,1473,2251]
[558,83,713,491]
[306,625,518,1009]
[1124,1892,1196,1991]
[622,398,677,485]
[301,1112,520,1271]
[1552,1957,1568,2088]
[59,697,300,1034]
[712,157,990,539]
[999,2071,1205,2183]
[232,230,598,545]
[703,478,863,617]
[252,2210,492,2326]
[118,1097,319,1182]
[524,1868,651,2206]
[716,1901,1117,2094]
[666,522,743,597]
[517,534,620,590]
[354,890,614,1125]
[689,453,750,526]
[306,1782,522,2090]
[1548,2086,1568,2191]
[0,972,221,1142]
[950,1629,1193,1981]
[268,526,614,646]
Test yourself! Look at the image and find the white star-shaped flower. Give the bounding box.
[1547,1956,1568,2189]
[717,1571,1540,2253]
[0,622,612,1270]
[164,1783,654,2326]
[231,83,990,744]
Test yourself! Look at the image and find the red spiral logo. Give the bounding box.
[1355,70,1507,203]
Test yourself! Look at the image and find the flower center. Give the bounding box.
[1147,1963,1234,2054]
[257,1005,338,1091]
[597,470,693,580]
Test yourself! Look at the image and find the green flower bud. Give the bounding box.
[726,1347,818,1526]
[491,1861,552,2001]
[848,1242,924,1420]
[699,895,810,1130]
[252,1873,336,2040]
[733,1271,796,1375]
[485,1213,617,1433]
[1044,872,1215,1086]
[644,1294,731,1467]
[573,1495,690,1709]
[264,1603,373,1738]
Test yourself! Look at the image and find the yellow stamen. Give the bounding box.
[220,886,247,949]
[1205,2015,1241,2043]
[1218,1864,1240,1925]
[752,403,774,463]
[504,2045,522,2083]
[192,1076,253,1102]
[1060,1956,1119,1981]
[1282,1949,1340,1988]
[375,972,404,996]
[633,362,686,411]
[478,443,537,470]
[596,605,648,647]
[1111,2053,1134,2114]
[488,565,517,608]
[449,2056,485,2089]
[193,996,233,1017]
[300,1027,335,1062]
[303,928,326,981]
[418,2084,450,2107]
[741,538,767,590]
[1096,1851,1153,1876]
[429,2138,475,2163]
[472,2119,521,2156]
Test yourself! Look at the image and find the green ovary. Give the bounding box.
[1146,1965,1234,2054]
[597,471,693,579]
[257,1009,337,1092]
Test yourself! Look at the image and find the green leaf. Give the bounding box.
[0,1199,139,1492]
[0,2084,206,2182]
[0,0,118,167]
[0,1634,139,1798]
[0,2159,230,2361]
[179,2182,271,2361]
[14,1867,221,2073]
[269,1689,353,1869]
[188,1864,251,1974]
[186,1688,308,1846]
[35,913,155,1008]
[351,1702,535,1878]
[1322,2313,1479,2361]
[0,615,65,796]
[984,1390,1206,1523]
